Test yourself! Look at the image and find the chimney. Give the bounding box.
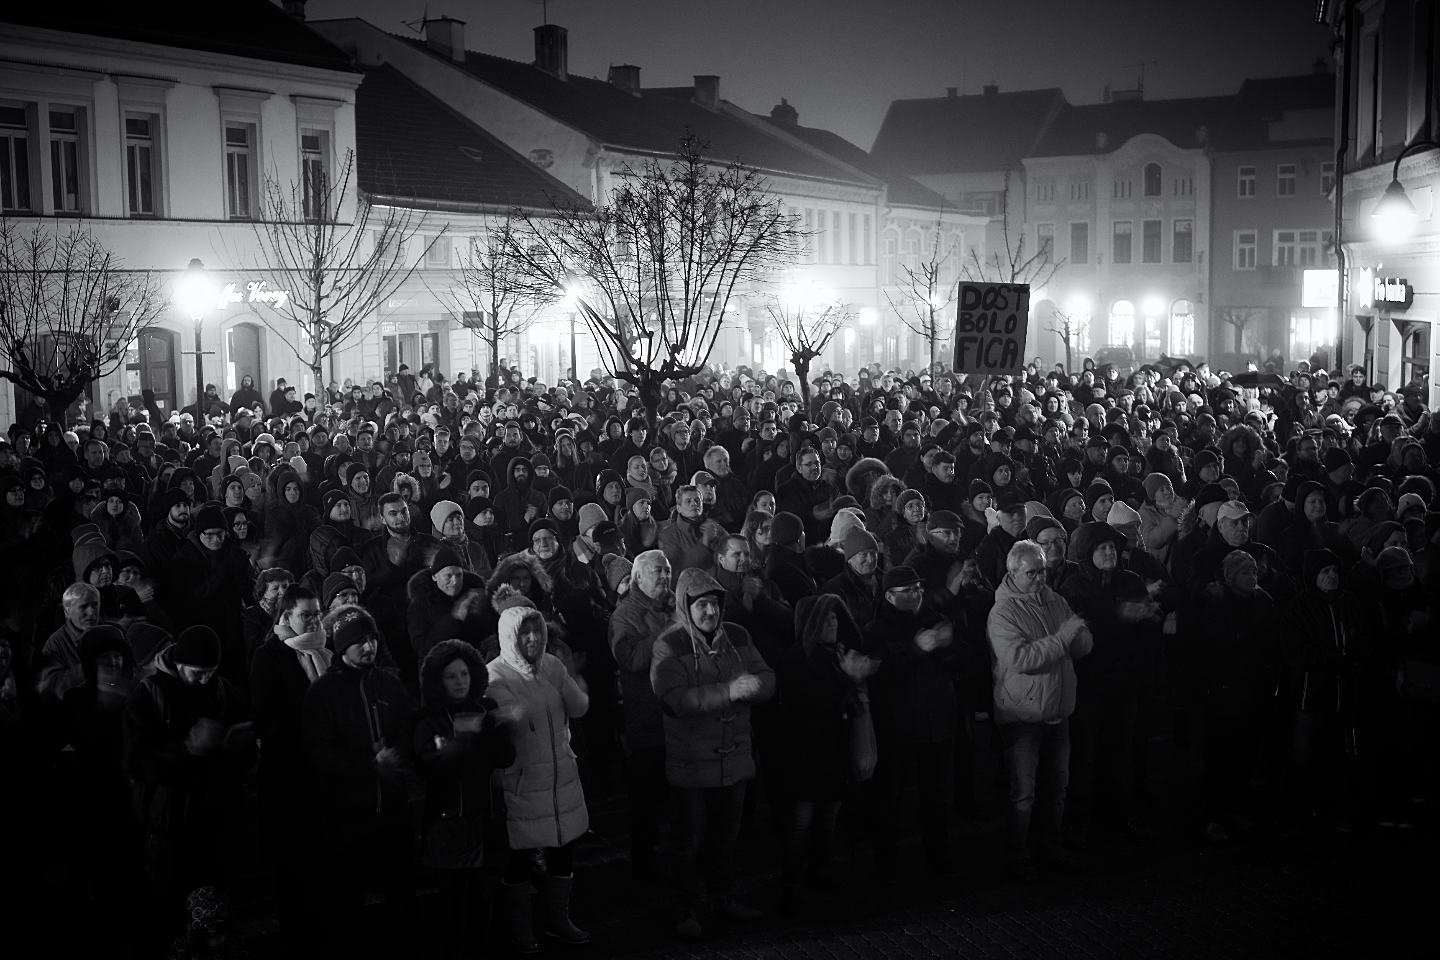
[283,0,306,19]
[425,17,466,62]
[982,83,999,96]
[770,97,798,126]
[946,87,958,98]
[534,24,568,80]
[608,64,641,96]
[693,75,720,110]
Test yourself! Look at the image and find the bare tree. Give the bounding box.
[962,182,1063,288]
[766,298,852,412]
[0,218,168,416]
[1044,307,1091,373]
[1216,307,1264,354]
[510,134,802,424]
[885,218,964,373]
[244,150,440,389]
[431,216,558,388]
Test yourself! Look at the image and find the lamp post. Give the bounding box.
[176,258,217,419]
[1369,139,1440,238]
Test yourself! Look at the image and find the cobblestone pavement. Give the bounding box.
[220,731,1433,959]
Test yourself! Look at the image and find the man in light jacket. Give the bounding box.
[986,539,1092,882]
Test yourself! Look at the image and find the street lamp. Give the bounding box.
[1370,139,1440,240]
[176,258,216,419]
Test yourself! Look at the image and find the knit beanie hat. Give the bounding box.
[429,500,463,534]
[828,507,867,547]
[578,502,607,536]
[1322,447,1352,471]
[431,546,463,574]
[624,487,652,510]
[1195,482,1230,510]
[881,565,922,590]
[1142,473,1172,502]
[328,606,379,656]
[172,625,221,668]
[967,479,993,500]
[323,489,349,520]
[1375,545,1413,572]
[1023,500,1053,524]
[894,488,926,518]
[603,555,633,594]
[842,527,879,560]
[329,546,362,573]
[322,572,358,609]
[527,517,560,541]
[1397,492,1427,519]
[547,485,573,507]
[1026,515,1063,540]
[193,504,226,534]
[1107,501,1142,526]
[770,511,804,547]
[163,487,190,511]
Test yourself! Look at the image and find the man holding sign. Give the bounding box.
[953,283,1030,377]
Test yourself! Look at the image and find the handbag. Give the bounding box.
[848,688,878,783]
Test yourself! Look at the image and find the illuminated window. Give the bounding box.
[1109,300,1135,347]
[1170,299,1195,355]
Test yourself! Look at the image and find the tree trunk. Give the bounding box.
[794,355,811,415]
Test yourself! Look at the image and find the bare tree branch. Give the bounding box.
[1216,307,1263,354]
[0,218,169,416]
[885,215,963,373]
[509,133,803,423]
[766,298,852,411]
[1043,308,1091,373]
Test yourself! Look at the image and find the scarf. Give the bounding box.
[283,629,332,682]
[440,534,474,572]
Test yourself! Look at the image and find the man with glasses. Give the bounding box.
[862,565,964,884]
[777,447,839,546]
[987,540,1091,882]
[1026,516,1077,590]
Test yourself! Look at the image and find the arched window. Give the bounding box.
[1143,163,1162,197]
[1170,299,1195,355]
[1109,300,1136,347]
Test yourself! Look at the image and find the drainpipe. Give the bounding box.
[1333,0,1355,375]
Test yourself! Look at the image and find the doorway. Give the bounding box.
[384,331,439,379]
[227,322,262,396]
[125,328,177,413]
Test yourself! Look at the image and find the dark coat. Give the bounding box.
[766,546,818,607]
[778,594,866,801]
[608,586,676,751]
[406,567,487,662]
[1058,522,1157,693]
[861,598,961,745]
[1280,550,1367,714]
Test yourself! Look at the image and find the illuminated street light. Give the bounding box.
[176,258,216,418]
[1371,139,1440,241]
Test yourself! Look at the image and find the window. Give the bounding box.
[1321,162,1335,194]
[426,235,453,268]
[1274,230,1298,266]
[848,213,858,265]
[125,114,158,217]
[881,228,897,284]
[1070,221,1089,264]
[1235,230,1257,270]
[1109,300,1135,347]
[1142,220,1162,263]
[300,128,330,221]
[0,104,31,212]
[224,124,254,219]
[804,209,815,263]
[1143,163,1162,196]
[904,228,921,263]
[49,109,80,213]
[1069,180,1090,201]
[1112,220,1132,264]
[1170,300,1195,355]
[1037,222,1054,259]
[816,210,828,263]
[1238,165,1256,198]
[1277,163,1297,196]
[1112,179,1132,199]
[1172,177,1193,196]
[1173,219,1193,263]
[1037,181,1054,202]
[831,209,842,263]
[863,214,873,264]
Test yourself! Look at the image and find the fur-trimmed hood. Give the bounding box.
[868,474,906,511]
[845,457,890,500]
[485,550,554,597]
[419,637,489,709]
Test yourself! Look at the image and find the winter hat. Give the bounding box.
[770,511,805,547]
[1195,482,1230,510]
[193,504,226,534]
[527,517,560,541]
[328,606,379,656]
[894,488,926,518]
[330,546,362,573]
[603,555,633,593]
[431,546,463,574]
[163,487,190,511]
[881,565,923,590]
[1023,501,1053,524]
[1026,515,1063,540]
[828,507,868,547]
[624,487,652,510]
[1322,447,1352,472]
[1107,501,1142,526]
[842,527,879,560]
[967,479,993,500]
[928,510,962,531]
[1397,492,1427,519]
[430,500,464,535]
[547,485,573,507]
[1375,546,1413,572]
[1192,449,1219,471]
[578,502,608,536]
[1142,473,1173,502]
[322,572,358,609]
[1083,480,1114,513]
[322,489,348,519]
[172,625,221,668]
[592,521,625,553]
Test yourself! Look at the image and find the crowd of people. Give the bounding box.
[1,353,1437,959]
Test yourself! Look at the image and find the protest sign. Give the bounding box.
[952,282,1029,376]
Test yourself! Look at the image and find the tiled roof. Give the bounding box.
[870,88,1069,174]
[1211,73,1336,151]
[1030,96,1234,157]
[355,64,589,210]
[760,118,953,210]
[395,36,869,185]
[1,1,356,73]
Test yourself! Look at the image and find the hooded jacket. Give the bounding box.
[1280,549,1366,713]
[608,582,677,750]
[1057,522,1156,692]
[406,566,487,661]
[778,594,866,800]
[493,457,547,549]
[486,606,589,849]
[650,568,775,789]
[986,574,1090,724]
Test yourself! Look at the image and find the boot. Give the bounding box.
[543,875,590,945]
[502,880,539,954]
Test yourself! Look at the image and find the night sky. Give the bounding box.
[304,0,1333,150]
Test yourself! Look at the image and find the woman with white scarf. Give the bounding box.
[250,584,331,953]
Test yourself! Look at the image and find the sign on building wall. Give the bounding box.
[953,282,1029,376]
